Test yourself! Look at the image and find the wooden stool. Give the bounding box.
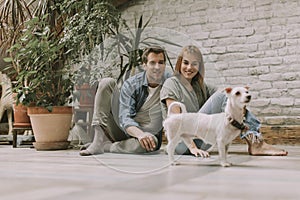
[12,125,33,148]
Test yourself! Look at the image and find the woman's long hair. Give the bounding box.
[174,45,208,104]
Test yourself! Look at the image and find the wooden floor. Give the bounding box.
[0,144,299,200]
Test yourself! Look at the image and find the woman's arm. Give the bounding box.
[165,98,182,113]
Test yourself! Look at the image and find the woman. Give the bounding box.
[160,45,288,157]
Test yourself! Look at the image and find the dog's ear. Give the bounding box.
[225,87,232,94]
[245,86,250,90]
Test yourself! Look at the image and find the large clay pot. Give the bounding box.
[27,106,73,150]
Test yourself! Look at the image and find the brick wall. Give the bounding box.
[118,0,300,127]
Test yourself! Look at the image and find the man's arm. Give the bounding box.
[118,77,156,151]
[126,126,156,151]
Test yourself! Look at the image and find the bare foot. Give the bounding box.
[245,134,288,156]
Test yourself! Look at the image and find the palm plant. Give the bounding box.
[111,15,181,83]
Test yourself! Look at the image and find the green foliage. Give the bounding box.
[61,0,121,86]
[111,15,181,83]
[9,15,73,109]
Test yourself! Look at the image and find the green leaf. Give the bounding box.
[3,57,13,62]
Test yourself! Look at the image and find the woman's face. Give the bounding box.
[180,52,200,82]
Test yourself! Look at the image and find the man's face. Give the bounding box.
[143,52,166,87]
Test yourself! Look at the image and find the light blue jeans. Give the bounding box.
[175,91,261,155]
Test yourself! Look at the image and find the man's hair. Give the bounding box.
[142,46,166,64]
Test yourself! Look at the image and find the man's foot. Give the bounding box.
[79,144,104,156]
[79,126,112,156]
[245,134,288,156]
[79,142,91,151]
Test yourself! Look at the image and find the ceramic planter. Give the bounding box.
[27,106,73,150]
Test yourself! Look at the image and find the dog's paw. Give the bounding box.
[220,162,232,167]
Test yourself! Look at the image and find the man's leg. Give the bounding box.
[80,78,122,156]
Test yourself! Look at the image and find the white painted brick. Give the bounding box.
[232,28,255,37]
[264,116,286,125]
[270,40,286,49]
[250,99,270,107]
[272,81,288,89]
[282,72,298,81]
[218,37,247,46]
[251,83,273,91]
[227,44,257,53]
[211,47,226,54]
[246,35,266,44]
[287,81,300,89]
[210,30,232,39]
[230,59,258,68]
[259,73,281,81]
[259,57,283,65]
[260,106,282,115]
[290,89,300,98]
[249,66,270,75]
[218,53,248,61]
[260,89,281,97]
[222,68,248,77]
[271,98,294,106]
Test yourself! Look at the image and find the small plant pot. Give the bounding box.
[75,84,96,108]
[13,103,31,127]
[27,106,73,150]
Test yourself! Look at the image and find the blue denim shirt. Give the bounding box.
[118,71,169,135]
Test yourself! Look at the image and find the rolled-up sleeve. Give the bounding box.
[160,78,181,119]
[118,81,140,133]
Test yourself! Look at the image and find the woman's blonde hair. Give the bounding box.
[174,45,207,100]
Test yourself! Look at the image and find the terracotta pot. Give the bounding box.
[13,103,31,127]
[75,84,96,108]
[27,106,73,150]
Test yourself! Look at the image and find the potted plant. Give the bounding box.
[3,0,123,150]
[8,14,74,150]
[0,0,38,129]
[61,0,121,108]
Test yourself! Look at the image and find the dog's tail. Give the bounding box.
[167,101,187,116]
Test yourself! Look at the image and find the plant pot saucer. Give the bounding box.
[33,141,70,151]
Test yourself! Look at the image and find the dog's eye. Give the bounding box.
[235,91,240,96]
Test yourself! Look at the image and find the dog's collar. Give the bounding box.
[228,117,247,131]
[227,107,249,131]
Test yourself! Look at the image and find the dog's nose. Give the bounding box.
[247,95,251,100]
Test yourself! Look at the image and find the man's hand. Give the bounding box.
[125,126,156,152]
[137,132,156,152]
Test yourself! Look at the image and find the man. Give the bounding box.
[80,46,168,155]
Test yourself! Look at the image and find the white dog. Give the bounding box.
[0,72,13,135]
[163,87,251,167]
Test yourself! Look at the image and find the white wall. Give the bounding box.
[118,0,300,126]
